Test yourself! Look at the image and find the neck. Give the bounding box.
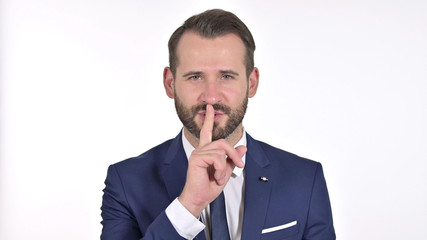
[184,124,244,148]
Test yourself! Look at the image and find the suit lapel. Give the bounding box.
[241,134,272,239]
[161,133,188,200]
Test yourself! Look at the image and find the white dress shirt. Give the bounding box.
[165,130,247,240]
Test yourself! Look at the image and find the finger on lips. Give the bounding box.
[198,104,214,147]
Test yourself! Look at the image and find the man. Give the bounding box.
[101,9,335,240]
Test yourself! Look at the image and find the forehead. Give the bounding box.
[175,31,246,71]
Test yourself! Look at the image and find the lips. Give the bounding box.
[198,111,224,121]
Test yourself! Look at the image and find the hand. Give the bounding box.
[178,104,246,218]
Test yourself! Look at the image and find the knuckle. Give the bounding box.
[215,164,225,172]
[218,149,226,156]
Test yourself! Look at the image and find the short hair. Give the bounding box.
[168,9,256,78]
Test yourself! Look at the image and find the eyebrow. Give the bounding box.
[182,70,239,78]
[220,70,239,76]
[182,71,203,78]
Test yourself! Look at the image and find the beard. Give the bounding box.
[174,94,248,141]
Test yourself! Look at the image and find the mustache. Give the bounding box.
[192,103,231,115]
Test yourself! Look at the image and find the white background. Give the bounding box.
[1,0,426,239]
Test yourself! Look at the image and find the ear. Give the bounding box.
[248,67,259,98]
[163,67,175,98]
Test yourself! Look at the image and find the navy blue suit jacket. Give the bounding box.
[101,133,335,239]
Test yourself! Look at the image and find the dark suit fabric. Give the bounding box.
[101,133,335,240]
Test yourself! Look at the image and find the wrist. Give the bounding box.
[177,195,206,218]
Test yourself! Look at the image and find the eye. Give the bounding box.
[189,75,201,81]
[222,74,234,80]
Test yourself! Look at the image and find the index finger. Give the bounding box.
[198,104,214,147]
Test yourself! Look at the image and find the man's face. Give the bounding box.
[164,31,258,141]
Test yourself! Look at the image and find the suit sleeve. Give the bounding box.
[303,163,336,240]
[100,165,185,240]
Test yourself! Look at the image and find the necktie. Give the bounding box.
[210,192,230,240]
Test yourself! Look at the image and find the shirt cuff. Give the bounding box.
[165,198,205,239]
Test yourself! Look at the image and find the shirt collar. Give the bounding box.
[181,129,247,177]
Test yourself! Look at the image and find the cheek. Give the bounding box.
[175,86,200,103]
[223,85,248,103]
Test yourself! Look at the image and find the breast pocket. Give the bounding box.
[260,220,299,240]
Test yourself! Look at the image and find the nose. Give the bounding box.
[200,79,222,105]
